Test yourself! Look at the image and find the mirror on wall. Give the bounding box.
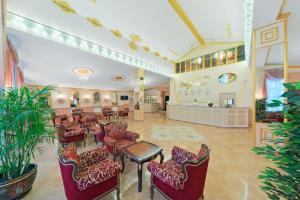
[71,91,80,107]
[111,92,117,106]
[93,92,101,106]
[218,73,237,84]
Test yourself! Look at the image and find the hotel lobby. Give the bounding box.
[0,0,299,200]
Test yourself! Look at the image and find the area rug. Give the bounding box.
[150,125,205,142]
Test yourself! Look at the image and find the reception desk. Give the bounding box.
[167,105,249,128]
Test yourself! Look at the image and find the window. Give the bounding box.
[266,78,284,112]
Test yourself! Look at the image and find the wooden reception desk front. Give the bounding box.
[167,104,249,128]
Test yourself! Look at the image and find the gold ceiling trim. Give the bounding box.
[143,46,150,51]
[276,0,290,20]
[168,0,205,47]
[128,41,138,51]
[52,0,76,14]
[86,17,103,27]
[154,52,160,57]
[130,34,142,43]
[110,29,122,37]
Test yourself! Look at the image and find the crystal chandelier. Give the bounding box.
[73,68,93,81]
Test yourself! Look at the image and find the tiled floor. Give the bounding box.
[22,113,268,200]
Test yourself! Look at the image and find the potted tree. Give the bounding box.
[252,82,300,200]
[0,86,55,200]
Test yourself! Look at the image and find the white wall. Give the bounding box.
[171,61,252,107]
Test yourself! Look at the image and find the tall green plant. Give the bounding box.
[0,86,55,180]
[252,82,300,200]
[256,98,267,122]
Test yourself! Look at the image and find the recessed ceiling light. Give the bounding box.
[73,67,93,81]
[112,74,126,81]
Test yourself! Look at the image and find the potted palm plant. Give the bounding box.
[0,86,55,200]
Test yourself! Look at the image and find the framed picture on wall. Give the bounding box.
[212,52,218,67]
[204,54,211,68]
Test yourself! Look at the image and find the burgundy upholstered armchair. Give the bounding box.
[103,122,139,171]
[103,107,114,120]
[58,145,121,200]
[118,108,129,119]
[56,124,87,147]
[147,144,210,200]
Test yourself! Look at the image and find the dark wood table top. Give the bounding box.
[124,141,162,163]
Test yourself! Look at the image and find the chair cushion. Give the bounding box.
[115,139,135,154]
[77,159,120,191]
[60,145,79,164]
[172,146,198,164]
[147,160,184,190]
[63,128,86,137]
[105,123,128,141]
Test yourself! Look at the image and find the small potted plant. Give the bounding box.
[208,101,213,107]
[0,86,55,200]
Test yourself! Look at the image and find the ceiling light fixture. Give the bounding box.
[73,67,93,81]
[6,12,173,77]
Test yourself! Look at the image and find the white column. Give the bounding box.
[0,0,6,88]
[133,68,144,121]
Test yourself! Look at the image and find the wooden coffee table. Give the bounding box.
[123,141,164,192]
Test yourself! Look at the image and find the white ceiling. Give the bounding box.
[6,0,246,90]
[252,0,300,67]
[6,0,244,62]
[8,29,169,90]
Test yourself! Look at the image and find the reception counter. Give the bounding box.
[167,105,249,128]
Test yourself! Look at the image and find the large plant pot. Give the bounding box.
[0,163,37,200]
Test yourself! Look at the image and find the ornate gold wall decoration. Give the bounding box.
[143,46,150,51]
[110,29,122,37]
[86,17,103,27]
[90,0,97,4]
[163,57,168,61]
[128,41,138,51]
[52,0,76,14]
[154,52,160,57]
[130,34,142,43]
[260,27,279,45]
[225,23,232,39]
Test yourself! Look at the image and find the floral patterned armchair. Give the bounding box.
[58,144,121,200]
[147,144,210,200]
[56,124,87,147]
[103,122,139,171]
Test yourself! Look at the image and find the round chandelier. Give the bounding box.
[73,67,93,81]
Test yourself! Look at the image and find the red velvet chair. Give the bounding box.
[147,144,210,200]
[56,124,87,147]
[103,122,139,171]
[118,108,129,119]
[58,145,121,200]
[103,107,114,120]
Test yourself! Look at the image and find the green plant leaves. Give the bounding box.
[0,86,55,180]
[252,82,300,200]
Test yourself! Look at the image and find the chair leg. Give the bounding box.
[150,183,154,200]
[116,186,120,200]
[83,139,86,147]
[120,154,125,173]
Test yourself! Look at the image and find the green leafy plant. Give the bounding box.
[252,82,300,200]
[0,86,55,180]
[256,98,267,122]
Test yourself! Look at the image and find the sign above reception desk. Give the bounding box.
[172,61,252,108]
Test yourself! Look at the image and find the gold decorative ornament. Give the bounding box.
[154,52,160,57]
[128,41,138,51]
[52,0,76,14]
[163,57,168,61]
[90,0,97,3]
[86,17,103,27]
[110,29,122,37]
[130,34,142,43]
[143,46,150,51]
